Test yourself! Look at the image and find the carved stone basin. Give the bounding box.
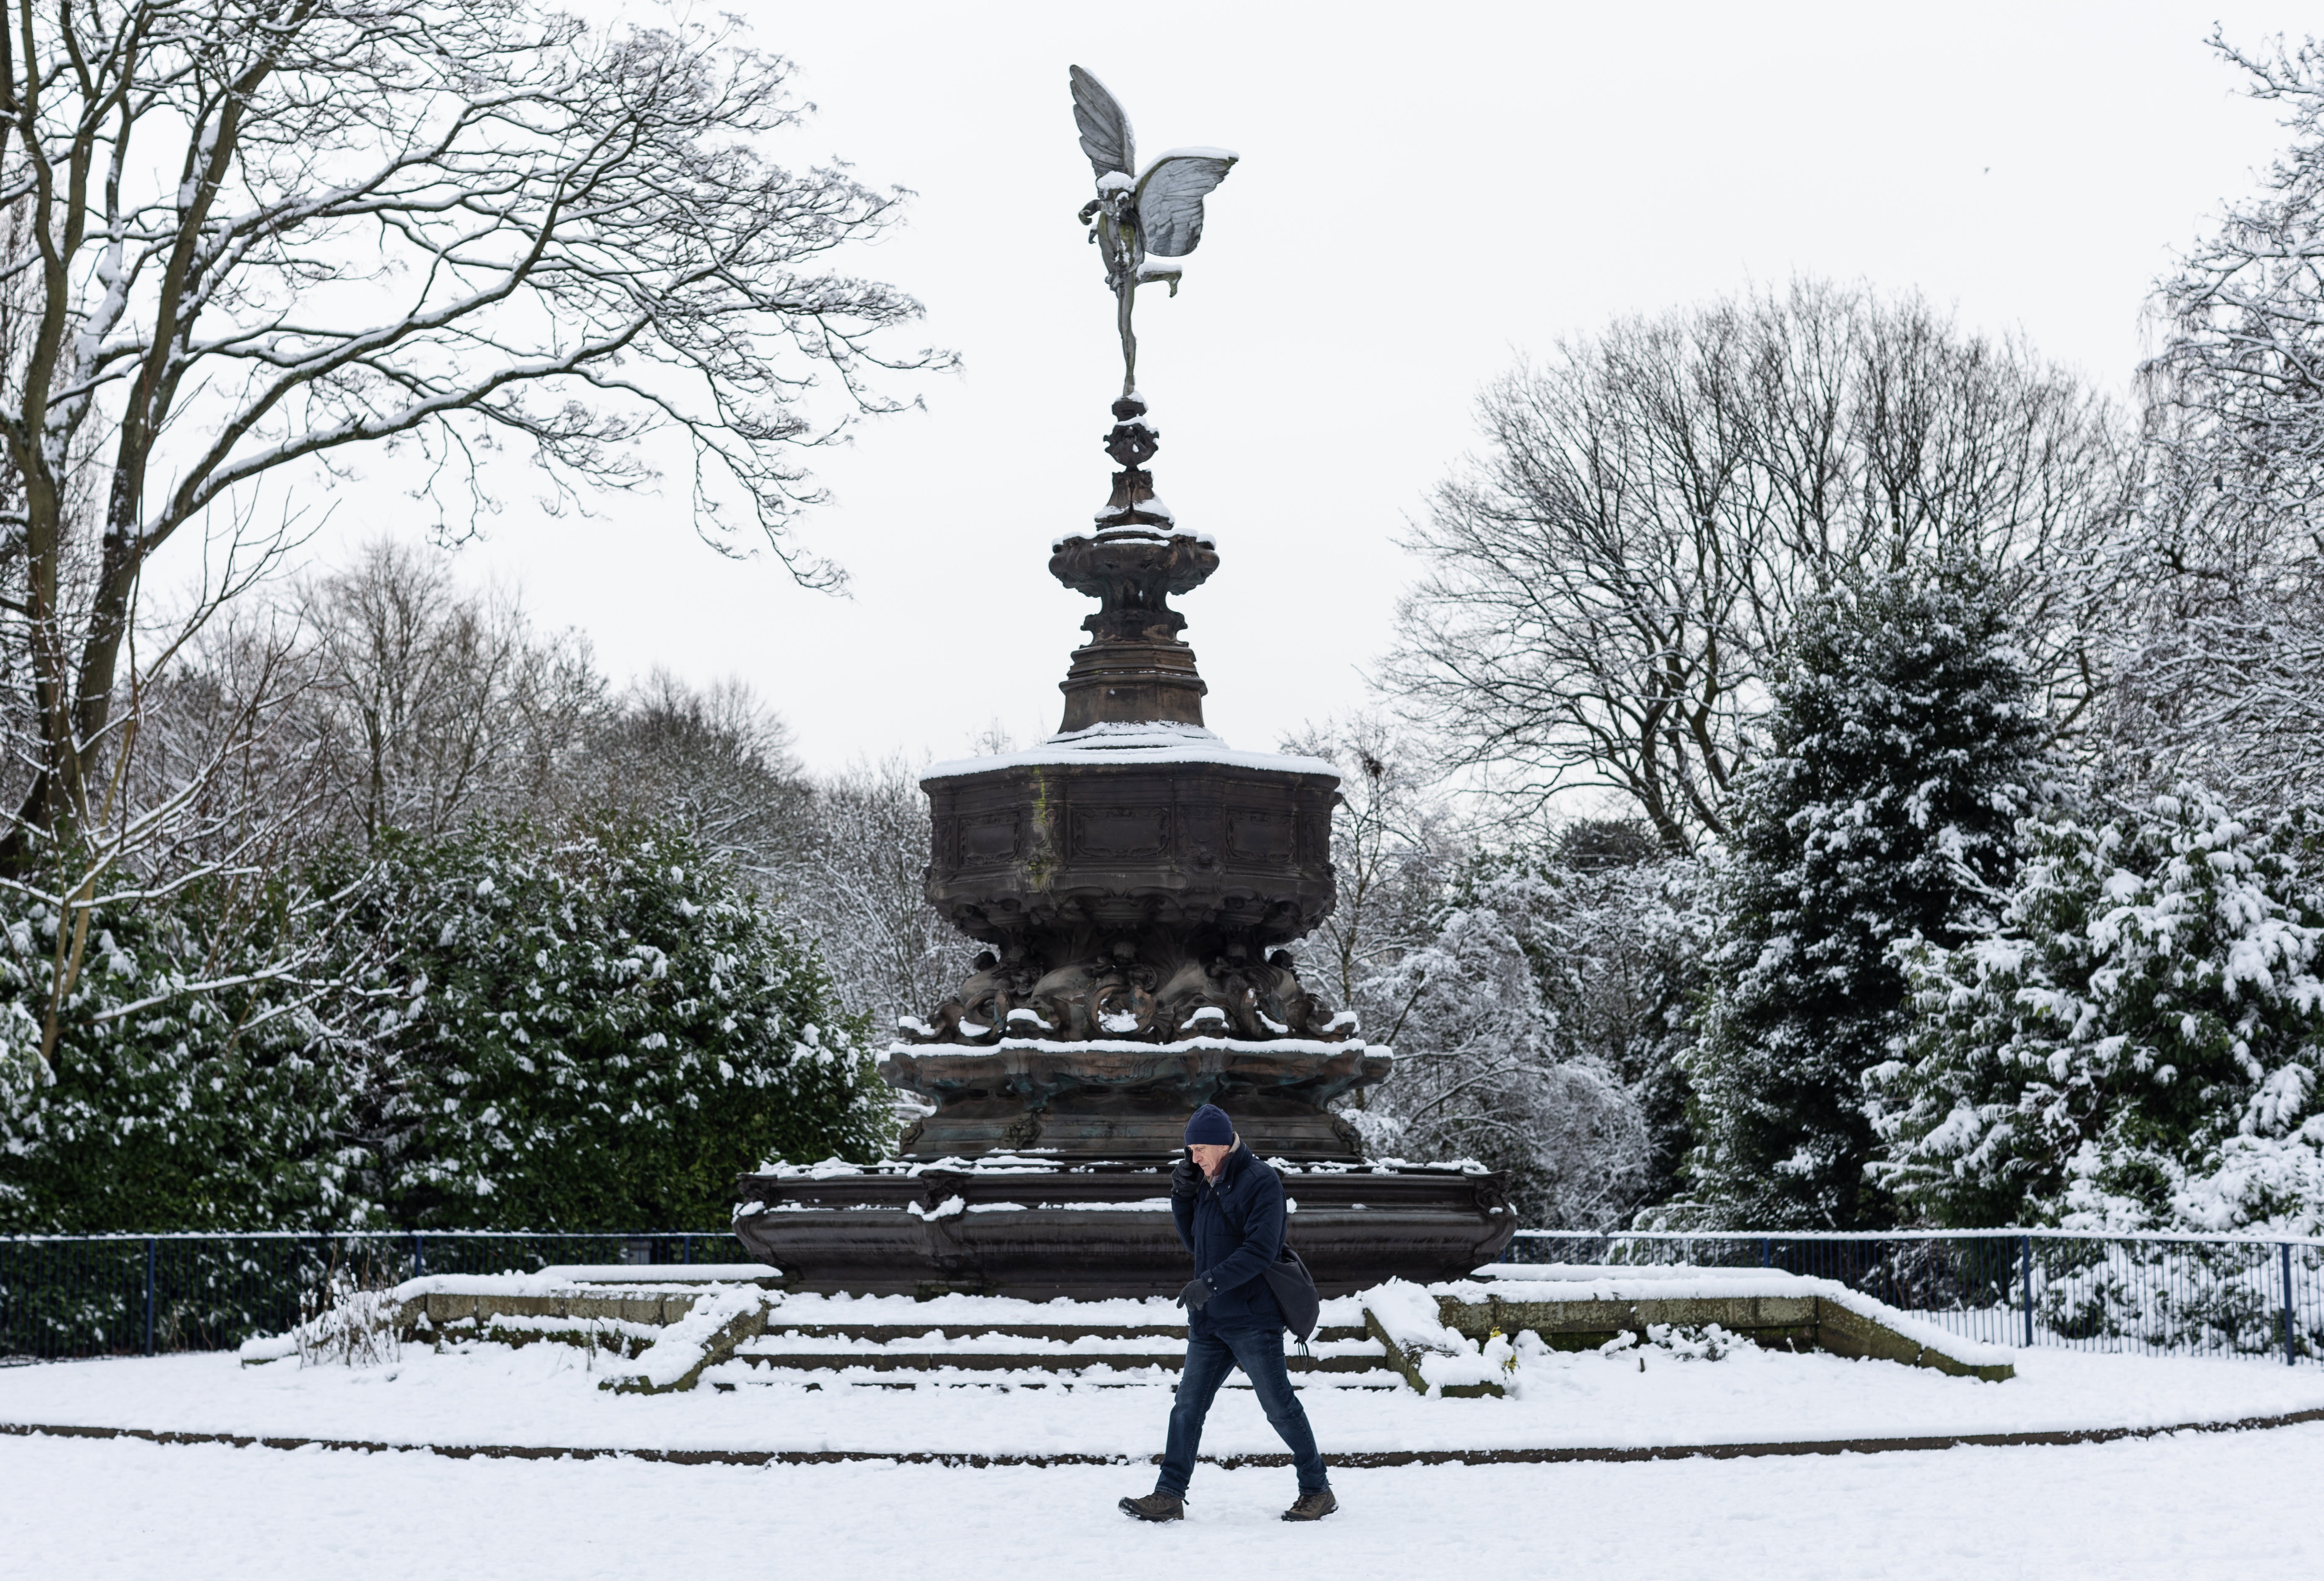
[732,1159,1515,1300]
[921,746,1340,960]
[883,1036,1391,1159]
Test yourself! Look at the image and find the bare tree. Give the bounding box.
[2119,32,2324,807]
[1388,281,2125,849]
[772,756,962,1033]
[0,1,942,865]
[1276,716,1459,1026]
[291,543,599,842]
[2151,32,2324,534]
[584,667,814,874]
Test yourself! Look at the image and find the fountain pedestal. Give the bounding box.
[731,396,1514,1296]
[733,1156,1513,1300]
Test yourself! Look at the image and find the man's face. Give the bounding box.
[1188,1142,1232,1178]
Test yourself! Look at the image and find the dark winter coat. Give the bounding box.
[1171,1142,1287,1334]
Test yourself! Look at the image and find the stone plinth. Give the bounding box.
[731,1158,1515,1300]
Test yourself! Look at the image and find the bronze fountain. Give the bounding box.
[731,67,1513,1298]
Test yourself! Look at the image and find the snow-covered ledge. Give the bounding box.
[1414,1265,2015,1385]
[923,719,1339,781]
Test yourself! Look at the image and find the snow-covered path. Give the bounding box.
[7,1421,2322,1580]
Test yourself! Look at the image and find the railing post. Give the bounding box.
[2019,1234,2035,1348]
[412,1232,425,1278]
[2285,1242,2298,1367]
[143,1237,156,1356]
[682,1233,692,1266]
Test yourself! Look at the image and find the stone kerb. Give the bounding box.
[1811,1296,2011,1381]
[1435,1293,1822,1356]
[1420,1271,2017,1386]
[600,1286,769,1396]
[380,1270,784,1376]
[399,1289,708,1336]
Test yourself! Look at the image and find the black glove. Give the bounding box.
[1169,1159,1200,1198]
[1176,1277,1213,1311]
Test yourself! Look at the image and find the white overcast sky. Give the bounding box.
[274,0,2321,772]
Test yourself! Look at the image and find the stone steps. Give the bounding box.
[712,1366,1406,1392]
[712,1368,1404,1393]
[744,1322,1371,1345]
[380,1269,2014,1401]
[722,1321,1394,1389]
[733,1349,1384,1375]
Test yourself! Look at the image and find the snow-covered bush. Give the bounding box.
[0,873,359,1234]
[1529,826,1711,1212]
[1348,845,1702,1228]
[1599,1322,1736,1362]
[321,817,895,1230]
[1286,724,1704,1226]
[1681,565,2047,1230]
[293,1269,403,1367]
[1872,788,2324,1235]
[0,817,892,1232]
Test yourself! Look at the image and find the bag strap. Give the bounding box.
[1211,1157,1290,1252]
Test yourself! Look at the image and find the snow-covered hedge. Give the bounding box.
[1873,788,2324,1236]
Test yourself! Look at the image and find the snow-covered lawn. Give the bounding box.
[2,1332,2319,1458]
[7,1421,2324,1580]
[8,1326,2323,1578]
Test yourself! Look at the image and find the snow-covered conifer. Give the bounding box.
[1873,789,2324,1234]
[1680,564,2046,1228]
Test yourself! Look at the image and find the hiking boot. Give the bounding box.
[1281,1488,1338,1522]
[1118,1491,1185,1522]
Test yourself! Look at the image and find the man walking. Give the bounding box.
[1119,1103,1336,1523]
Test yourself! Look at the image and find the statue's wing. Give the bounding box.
[1069,65,1135,178]
[1134,148,1239,259]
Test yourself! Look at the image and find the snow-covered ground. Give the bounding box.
[8,1311,2324,1579]
[3,1329,2319,1458]
[7,1421,2323,1581]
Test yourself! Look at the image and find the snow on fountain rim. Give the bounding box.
[924,721,1339,781]
[744,1154,1494,1179]
[885,1033,1386,1059]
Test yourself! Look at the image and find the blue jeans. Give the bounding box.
[1157,1321,1329,1496]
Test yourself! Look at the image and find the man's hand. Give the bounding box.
[1169,1159,1200,1198]
[1176,1277,1212,1311]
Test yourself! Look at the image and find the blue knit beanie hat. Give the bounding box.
[1183,1104,1234,1146]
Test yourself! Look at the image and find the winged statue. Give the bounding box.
[1071,65,1237,400]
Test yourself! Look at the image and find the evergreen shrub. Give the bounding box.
[0,818,892,1233]
[1680,564,2045,1229]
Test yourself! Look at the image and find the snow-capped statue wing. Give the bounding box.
[1070,65,1135,178]
[1135,150,1238,259]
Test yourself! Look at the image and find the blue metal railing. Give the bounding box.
[1502,1228,2324,1366]
[0,1231,744,1363]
